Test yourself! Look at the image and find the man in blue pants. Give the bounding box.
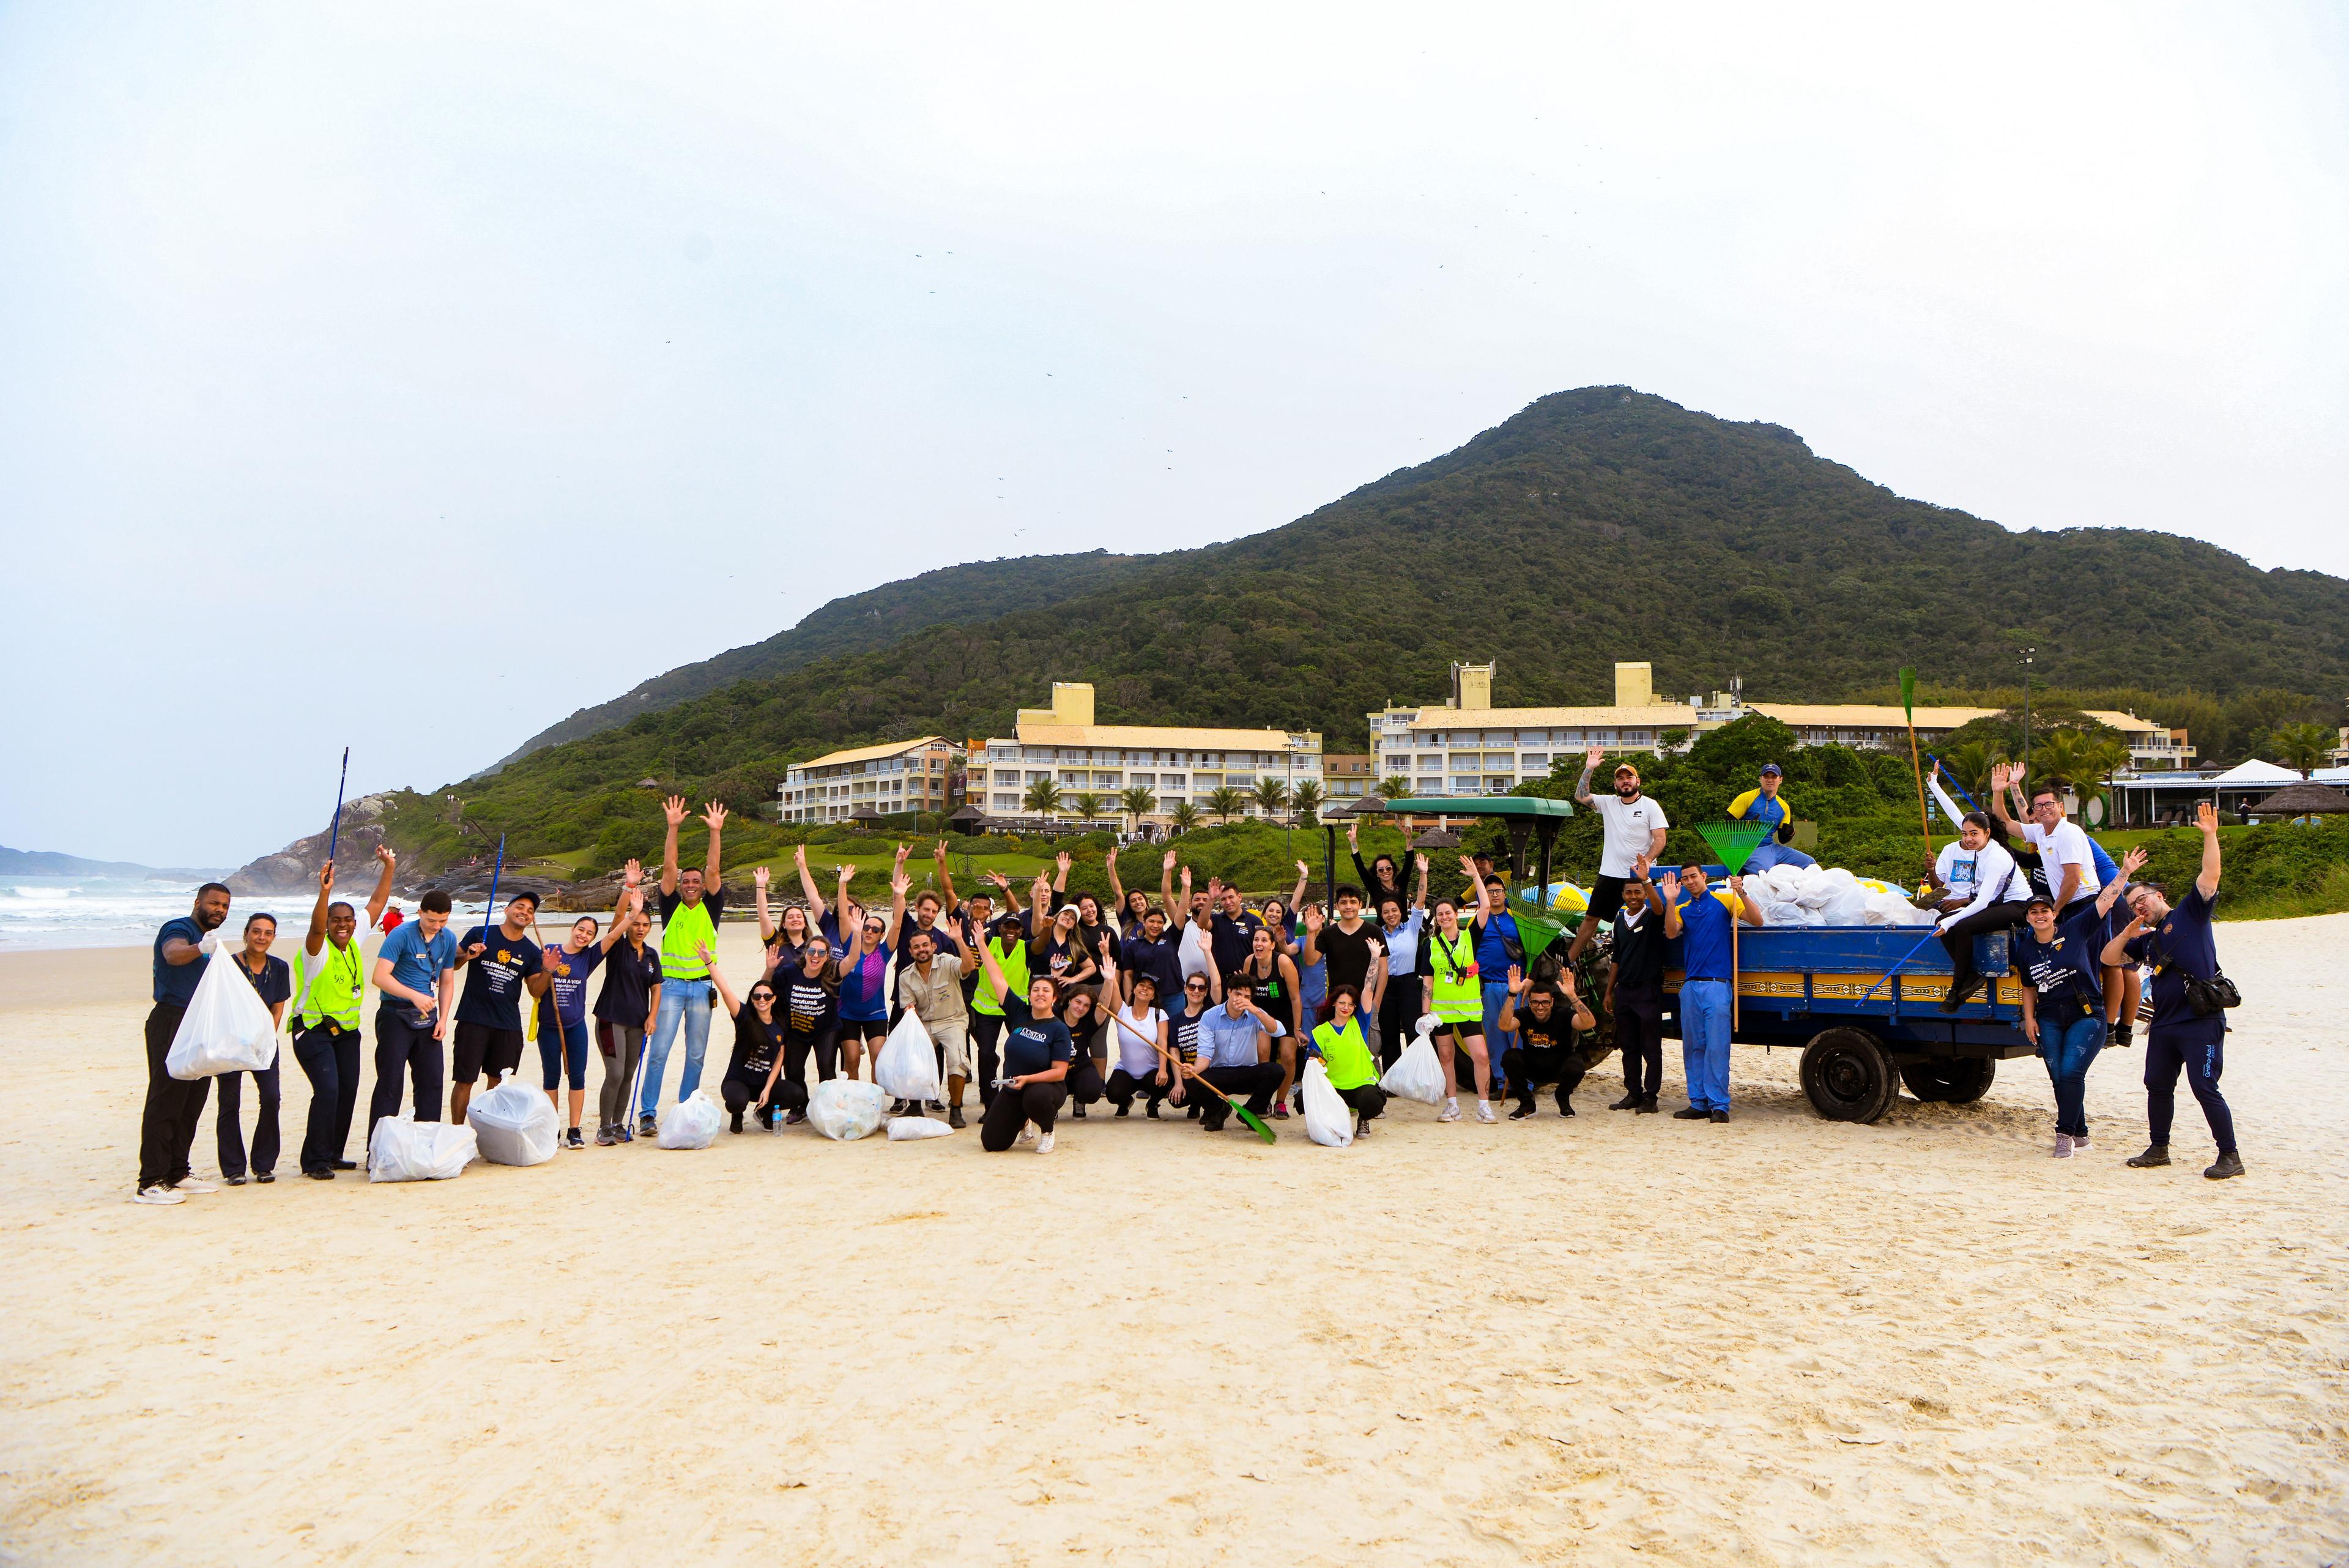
[1660,863,1764,1123]
[638,796,727,1137]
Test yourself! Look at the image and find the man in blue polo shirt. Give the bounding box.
[1660,863,1764,1123]
[1729,763,1816,871]
[136,882,234,1205]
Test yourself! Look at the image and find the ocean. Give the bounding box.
[0,876,350,951]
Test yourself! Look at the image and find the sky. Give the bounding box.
[2,2,2344,867]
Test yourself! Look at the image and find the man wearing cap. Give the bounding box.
[1568,749,1671,965]
[1729,764,1815,872]
[448,888,549,1126]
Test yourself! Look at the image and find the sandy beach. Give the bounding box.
[1,917,2342,1566]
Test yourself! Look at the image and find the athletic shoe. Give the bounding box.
[2110,1024,2132,1049]
[1036,1131,1055,1154]
[1271,1103,1290,1120]
[1071,1102,1088,1120]
[1353,1117,1370,1138]
[2072,1133,2090,1151]
[1636,1098,1659,1114]
[1709,1109,1729,1124]
[889,1098,910,1117]
[1474,1101,1496,1124]
[1017,1121,1038,1144]
[255,1171,275,1183]
[1508,1101,1537,1121]
[948,1107,966,1129]
[304,1169,335,1181]
[925,1100,943,1112]
[2052,1133,2074,1158]
[2125,1145,2171,1168]
[595,1126,617,1146]
[2204,1150,2244,1180]
[1115,1101,1132,1118]
[784,1109,807,1126]
[133,1184,184,1205]
[615,1123,635,1143]
[331,1159,357,1171]
[174,1176,218,1195]
[1186,1103,1201,1120]
[1556,1091,1576,1117]
[226,1174,248,1186]
[566,1128,585,1149]
[638,1114,657,1139]
[1672,1106,1710,1120]
[1437,1099,1462,1123]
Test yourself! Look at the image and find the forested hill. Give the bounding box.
[497,549,1148,764]
[443,387,2349,850]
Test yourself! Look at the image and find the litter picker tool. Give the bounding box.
[478,835,507,952]
[324,746,350,867]
[1696,821,1773,1031]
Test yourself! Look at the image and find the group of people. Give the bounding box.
[132,756,2246,1202]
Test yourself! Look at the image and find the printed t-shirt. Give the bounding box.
[729,1003,788,1080]
[541,942,606,1029]
[782,969,838,1037]
[455,926,543,1031]
[2022,820,2102,904]
[836,940,892,1022]
[2012,904,2106,1013]
[1000,996,1076,1078]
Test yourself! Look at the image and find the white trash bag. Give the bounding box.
[1819,888,1873,926]
[871,1011,943,1102]
[166,942,280,1079]
[807,1079,891,1141]
[1299,1058,1354,1148]
[467,1068,560,1165]
[368,1112,477,1183]
[886,1115,955,1141]
[657,1091,724,1149]
[1379,1014,1447,1105]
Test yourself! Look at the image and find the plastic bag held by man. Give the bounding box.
[467,1069,560,1165]
[1379,1015,1447,1105]
[807,1080,891,1141]
[166,938,280,1080]
[872,1011,943,1102]
[1300,1058,1354,1147]
[368,1113,477,1182]
[657,1092,724,1150]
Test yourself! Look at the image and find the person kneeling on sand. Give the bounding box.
[1099,956,1180,1118]
[960,886,1076,1154]
[703,946,810,1132]
[1306,984,1387,1137]
[1181,972,1286,1134]
[1499,972,1597,1120]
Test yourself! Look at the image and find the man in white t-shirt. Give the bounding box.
[1993,766,2102,918]
[1568,749,1671,964]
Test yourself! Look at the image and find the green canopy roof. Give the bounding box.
[1380,796,1575,819]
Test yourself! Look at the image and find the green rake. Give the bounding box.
[1695,820,1774,1031]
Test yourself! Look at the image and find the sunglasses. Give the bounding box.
[1184,980,1210,990]
[749,991,775,1002]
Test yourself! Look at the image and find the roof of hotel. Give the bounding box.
[1750,704,1996,729]
[1009,721,1318,751]
[792,735,952,771]
[1402,705,1699,731]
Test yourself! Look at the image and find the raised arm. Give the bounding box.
[701,801,727,892]
[1986,762,2021,833]
[794,844,826,915]
[2094,847,2147,921]
[700,943,741,1017]
[888,869,911,950]
[601,882,642,953]
[659,795,688,896]
[1573,747,1603,806]
[2193,799,2221,901]
[1300,901,1325,967]
[932,839,958,913]
[1289,860,1310,915]
[834,864,864,960]
[1030,872,1053,935]
[1460,855,1488,929]
[1105,846,1126,910]
[1659,870,1685,938]
[1160,852,1180,923]
[1926,761,1969,834]
[1412,852,1429,912]
[365,844,399,931]
[303,860,335,957]
[1053,850,1072,898]
[1728,874,1764,927]
[753,864,776,940]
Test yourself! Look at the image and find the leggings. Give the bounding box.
[1336,1082,1387,1124]
[785,1028,839,1094]
[2145,1027,2236,1154]
[1064,1055,1105,1107]
[969,1013,1006,1105]
[1376,974,1423,1070]
[1613,983,1665,1101]
[981,1080,1069,1150]
[368,1008,444,1143]
[721,1069,809,1121]
[540,1013,590,1091]
[1940,901,2032,992]
[1105,1066,1176,1111]
[596,1022,645,1131]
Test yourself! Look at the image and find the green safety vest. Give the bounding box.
[660,894,718,981]
[970,936,1029,1017]
[1428,929,1482,1022]
[294,937,366,1030]
[1310,1016,1378,1091]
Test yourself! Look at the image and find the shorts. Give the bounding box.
[1435,1018,1484,1041]
[840,1017,889,1044]
[1587,874,1631,922]
[451,1022,525,1085]
[926,1020,973,1080]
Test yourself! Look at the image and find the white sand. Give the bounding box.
[1,916,2343,1564]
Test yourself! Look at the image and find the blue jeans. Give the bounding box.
[1481,981,1517,1080]
[1680,979,1732,1111]
[639,979,713,1117]
[2039,1013,2105,1137]
[1743,839,1815,872]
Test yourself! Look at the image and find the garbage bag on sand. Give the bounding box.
[886,1115,954,1141]
[872,1011,943,1102]
[166,941,280,1079]
[1300,1058,1354,1147]
[368,1112,476,1182]
[807,1079,891,1141]
[467,1069,559,1165]
[1379,1016,1447,1105]
[656,1091,724,1149]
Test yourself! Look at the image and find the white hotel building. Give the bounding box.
[974,682,1321,827]
[777,735,965,823]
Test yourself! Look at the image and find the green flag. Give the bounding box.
[1899,667,1917,723]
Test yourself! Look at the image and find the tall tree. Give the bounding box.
[1071,791,1107,827]
[1252,778,1290,819]
[1021,778,1063,820]
[1290,780,1324,825]
[1168,800,1203,835]
[1206,786,1246,825]
[1119,784,1158,833]
[2268,721,2336,779]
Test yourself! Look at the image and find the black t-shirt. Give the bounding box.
[1034,934,1089,986]
[1245,958,1296,1037]
[1315,921,1382,992]
[1611,910,1666,990]
[234,953,292,1011]
[1121,928,1185,1009]
[2126,885,2222,1035]
[1514,993,1574,1052]
[656,886,728,926]
[1001,995,1076,1077]
[595,941,664,1027]
[1171,1008,1203,1063]
[455,926,543,1031]
[1077,921,1121,976]
[729,1003,788,1079]
[1209,909,1264,976]
[782,968,838,1036]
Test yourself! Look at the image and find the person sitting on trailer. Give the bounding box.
[1923,807,2032,1013]
[1498,973,1598,1119]
[1728,762,1816,871]
[1660,863,1763,1124]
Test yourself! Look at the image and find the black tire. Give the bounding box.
[1802,1027,1896,1123]
[1899,1057,1997,1105]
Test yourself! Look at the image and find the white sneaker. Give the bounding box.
[173,1176,219,1195]
[1437,1098,1461,1123]
[1475,1100,1497,1124]
[2052,1133,2074,1159]
[133,1184,184,1206]
[1036,1131,1055,1154]
[1017,1121,1037,1144]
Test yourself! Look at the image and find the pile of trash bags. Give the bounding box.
[1739,863,1936,929]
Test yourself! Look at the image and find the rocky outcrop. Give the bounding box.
[224,793,400,894]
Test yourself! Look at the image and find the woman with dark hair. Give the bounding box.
[1348,819,1412,922]
[1055,986,1105,1114]
[1307,983,1386,1136]
[703,944,812,1132]
[1425,894,1494,1123]
[959,874,1075,1153]
[774,938,841,1125]
[1064,893,1119,1115]
[1373,852,1430,1070]
[1100,958,1178,1117]
[754,863,817,981]
[2013,849,2141,1157]
[1241,923,1304,1118]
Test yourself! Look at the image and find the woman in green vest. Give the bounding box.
[1425,896,1495,1124]
[1307,984,1387,1137]
[292,847,398,1178]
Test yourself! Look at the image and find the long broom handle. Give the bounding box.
[325,746,349,867]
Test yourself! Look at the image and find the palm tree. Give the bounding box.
[1290,780,1324,826]
[1206,786,1245,825]
[2267,721,2335,779]
[1380,775,1413,801]
[1071,791,1106,828]
[1021,777,1063,822]
[2028,729,2095,793]
[1119,784,1157,833]
[1168,800,1203,836]
[1251,778,1289,819]
[1940,740,2002,804]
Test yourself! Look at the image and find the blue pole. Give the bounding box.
[325,746,350,866]
[1861,927,1943,1003]
[480,835,506,946]
[1926,754,1981,811]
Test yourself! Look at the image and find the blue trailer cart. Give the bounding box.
[1662,923,2032,1123]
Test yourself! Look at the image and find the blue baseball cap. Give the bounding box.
[1759,762,1783,777]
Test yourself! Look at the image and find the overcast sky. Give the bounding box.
[3,2,2343,867]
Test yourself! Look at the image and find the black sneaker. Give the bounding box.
[889,1098,910,1117]
[1508,1101,1537,1120]
[729,1109,744,1134]
[1146,1102,1161,1120]
[2126,1145,2172,1167]
[256,1171,276,1183]
[1186,1103,1201,1120]
[1072,1102,1088,1119]
[1709,1109,1729,1124]
[2111,1023,2133,1048]
[1671,1106,1709,1120]
[595,1126,617,1146]
[2204,1150,2244,1180]
[948,1106,966,1129]
[304,1168,335,1181]
[1638,1096,1659,1113]
[1609,1093,1640,1110]
[1556,1092,1576,1117]
[637,1113,657,1140]
[615,1122,634,1143]
[226,1173,248,1186]
[1114,1101,1131,1117]
[566,1127,584,1150]
[331,1159,357,1171]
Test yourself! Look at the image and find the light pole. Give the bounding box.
[2019,645,2036,786]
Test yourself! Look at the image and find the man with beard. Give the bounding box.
[1498,972,1598,1119]
[1567,749,1671,966]
[136,882,234,1205]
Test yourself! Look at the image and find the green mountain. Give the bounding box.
[396,387,2349,871]
[496,549,1148,764]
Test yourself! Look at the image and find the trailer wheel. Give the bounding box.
[1801,1027,1896,1123]
[1899,1057,1997,1105]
